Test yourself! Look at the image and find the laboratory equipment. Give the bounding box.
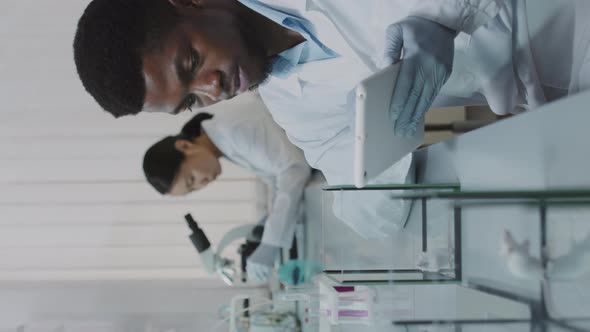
[184,213,261,285]
[316,185,590,329]
[278,260,322,286]
[222,294,301,332]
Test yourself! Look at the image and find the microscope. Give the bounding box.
[184,213,263,285]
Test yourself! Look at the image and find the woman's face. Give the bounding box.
[168,144,221,196]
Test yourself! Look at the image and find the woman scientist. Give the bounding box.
[142,94,311,282]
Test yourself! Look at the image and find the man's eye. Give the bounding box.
[190,49,199,73]
[184,94,198,112]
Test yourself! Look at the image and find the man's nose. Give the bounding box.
[193,70,227,101]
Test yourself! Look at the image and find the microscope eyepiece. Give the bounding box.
[184,213,211,253]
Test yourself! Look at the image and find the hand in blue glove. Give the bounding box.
[384,16,456,137]
[246,244,281,282]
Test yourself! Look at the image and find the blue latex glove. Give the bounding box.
[384,16,456,137]
[278,260,323,285]
[246,244,281,282]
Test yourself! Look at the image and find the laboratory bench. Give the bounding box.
[298,91,590,331]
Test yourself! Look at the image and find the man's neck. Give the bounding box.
[239,3,306,56]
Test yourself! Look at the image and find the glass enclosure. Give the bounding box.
[310,185,590,331]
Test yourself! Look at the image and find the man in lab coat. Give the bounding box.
[74,0,590,186]
[143,93,311,282]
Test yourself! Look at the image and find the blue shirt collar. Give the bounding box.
[238,0,338,78]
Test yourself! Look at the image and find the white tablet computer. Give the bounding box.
[354,63,424,188]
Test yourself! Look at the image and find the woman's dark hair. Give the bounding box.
[143,113,214,194]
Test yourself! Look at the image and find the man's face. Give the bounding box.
[142,4,271,114]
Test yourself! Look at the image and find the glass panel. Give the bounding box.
[562,319,590,331]
[400,323,532,332]
[317,186,590,330]
[460,203,543,300]
[312,278,531,329]
[324,271,456,285]
[323,183,460,191]
[546,204,590,321]
[321,187,458,283]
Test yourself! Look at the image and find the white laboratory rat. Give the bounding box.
[501,230,544,280]
[548,233,590,280]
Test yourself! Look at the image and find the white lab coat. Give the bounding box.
[202,93,311,248]
[256,0,590,186]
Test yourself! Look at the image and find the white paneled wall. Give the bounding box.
[0,1,267,282]
[0,280,270,330]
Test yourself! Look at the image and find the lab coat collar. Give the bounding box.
[252,0,307,17]
[292,6,372,92]
[266,55,370,103]
[257,0,373,99]
[248,0,370,69]
[303,2,374,72]
[265,73,303,98]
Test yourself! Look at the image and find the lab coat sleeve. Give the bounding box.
[409,0,503,34]
[245,118,312,249]
[313,130,415,239]
[261,155,311,248]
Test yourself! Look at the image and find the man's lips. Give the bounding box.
[229,66,251,98]
[237,67,250,94]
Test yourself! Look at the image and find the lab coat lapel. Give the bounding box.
[260,0,371,97]
[261,0,307,16]
[295,1,372,89]
[303,2,368,67]
[251,0,307,98]
[295,57,369,92]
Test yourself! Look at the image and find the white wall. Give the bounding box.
[0,105,267,282]
[0,0,272,281]
[0,280,270,331]
[0,2,267,282]
[0,1,271,329]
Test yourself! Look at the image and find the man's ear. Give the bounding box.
[174,138,195,153]
[168,0,203,9]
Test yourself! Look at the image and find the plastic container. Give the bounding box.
[324,285,376,325]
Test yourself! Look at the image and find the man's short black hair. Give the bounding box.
[143,113,214,194]
[73,0,178,117]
